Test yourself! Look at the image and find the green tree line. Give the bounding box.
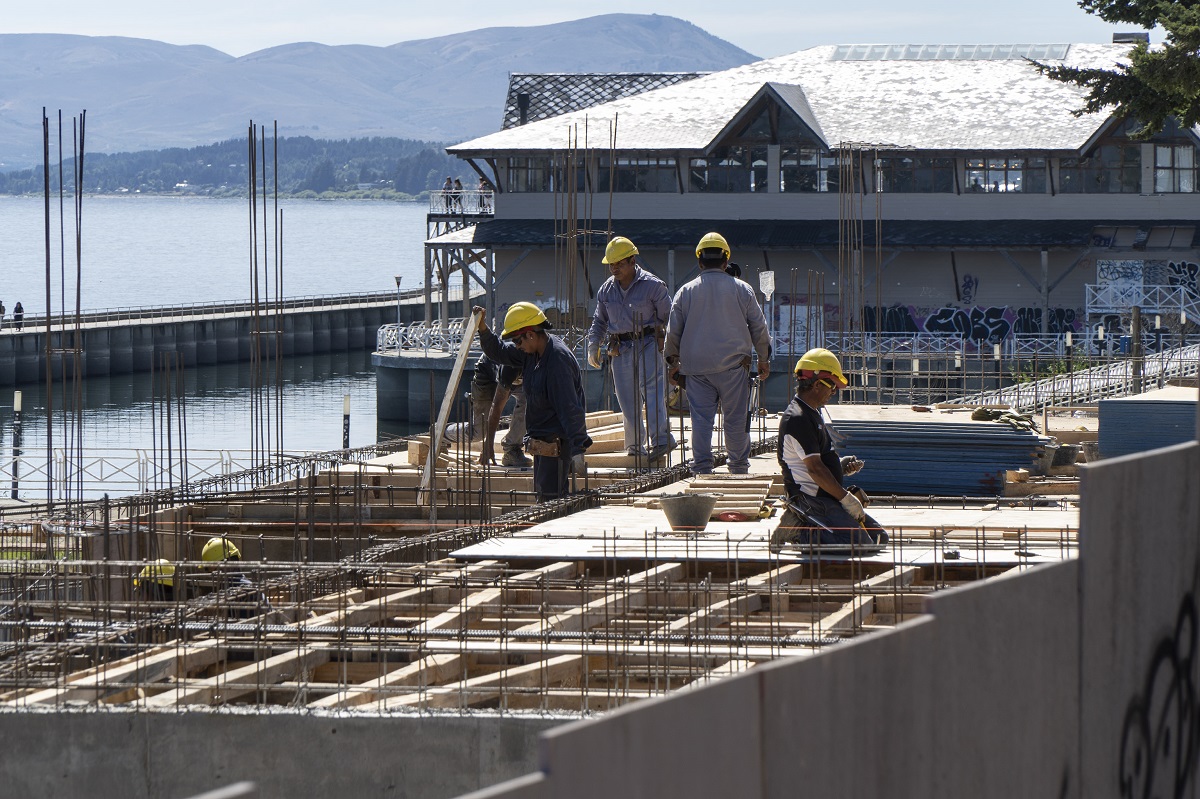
[0,136,469,197]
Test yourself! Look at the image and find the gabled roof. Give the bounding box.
[707,82,828,149]
[501,72,707,129]
[450,43,1136,155]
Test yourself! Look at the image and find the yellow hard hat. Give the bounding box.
[602,236,638,265]
[695,231,730,260]
[201,536,241,562]
[500,302,549,339]
[794,348,848,387]
[135,559,175,588]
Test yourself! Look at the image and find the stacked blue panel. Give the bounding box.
[826,420,1051,497]
[1098,399,1196,458]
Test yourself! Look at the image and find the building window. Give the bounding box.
[689,146,768,192]
[1154,145,1196,193]
[781,147,839,192]
[1059,144,1140,193]
[965,156,1046,193]
[874,157,955,192]
[596,156,677,192]
[506,157,553,193]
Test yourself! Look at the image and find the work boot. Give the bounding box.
[501,450,531,468]
[647,441,675,461]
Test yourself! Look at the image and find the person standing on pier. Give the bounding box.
[587,236,674,462]
[12,302,22,330]
[442,176,455,212]
[663,232,770,475]
[771,348,888,550]
[0,299,5,330]
[474,303,591,500]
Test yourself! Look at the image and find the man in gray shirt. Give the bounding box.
[664,232,770,475]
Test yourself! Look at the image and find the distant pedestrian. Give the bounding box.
[0,299,5,330]
[452,178,464,212]
[442,176,454,212]
[478,177,493,212]
[12,302,23,330]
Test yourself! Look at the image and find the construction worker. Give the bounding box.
[663,232,770,475]
[587,236,675,461]
[474,303,592,500]
[200,536,267,616]
[470,353,530,468]
[133,559,176,602]
[772,348,888,550]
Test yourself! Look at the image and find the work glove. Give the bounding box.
[569,453,587,476]
[840,456,865,476]
[587,342,602,369]
[839,490,866,522]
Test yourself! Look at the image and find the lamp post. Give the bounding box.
[10,390,21,500]
[394,275,404,328]
[342,394,351,450]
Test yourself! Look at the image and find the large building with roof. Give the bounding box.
[432,41,1199,353]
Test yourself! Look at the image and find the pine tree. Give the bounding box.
[1036,0,1200,136]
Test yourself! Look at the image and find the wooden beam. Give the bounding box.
[513,563,684,636]
[307,653,466,710]
[8,641,223,706]
[374,654,584,710]
[143,646,332,708]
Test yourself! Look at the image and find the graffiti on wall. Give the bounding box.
[862,304,1081,341]
[1097,260,1145,291]
[1169,261,1200,299]
[960,273,979,304]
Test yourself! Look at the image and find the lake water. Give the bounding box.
[0,195,430,314]
[0,196,435,496]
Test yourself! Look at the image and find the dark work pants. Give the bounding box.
[532,449,571,501]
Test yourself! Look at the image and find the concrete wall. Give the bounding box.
[0,709,560,799]
[464,439,1200,799]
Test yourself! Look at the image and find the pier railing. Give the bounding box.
[0,290,418,331]
[376,320,588,355]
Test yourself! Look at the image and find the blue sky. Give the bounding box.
[2,1,1144,59]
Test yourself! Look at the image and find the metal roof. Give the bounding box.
[501,72,707,130]
[426,219,1200,250]
[450,43,1134,155]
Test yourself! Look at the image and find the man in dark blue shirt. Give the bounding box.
[474,303,592,500]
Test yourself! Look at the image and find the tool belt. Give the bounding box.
[613,325,657,342]
[525,437,561,458]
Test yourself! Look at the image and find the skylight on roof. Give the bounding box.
[831,43,1070,61]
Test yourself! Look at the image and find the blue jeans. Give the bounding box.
[612,337,672,453]
[686,365,752,474]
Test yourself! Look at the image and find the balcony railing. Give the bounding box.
[429,189,494,215]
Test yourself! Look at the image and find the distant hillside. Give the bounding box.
[0,14,758,169]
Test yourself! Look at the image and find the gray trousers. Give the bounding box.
[686,365,752,473]
[470,383,526,455]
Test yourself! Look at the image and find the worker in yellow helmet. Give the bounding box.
[473,302,592,500]
[587,236,675,463]
[133,559,177,602]
[772,348,888,552]
[663,232,770,475]
[200,536,241,563]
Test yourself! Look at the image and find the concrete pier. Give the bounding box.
[0,294,437,387]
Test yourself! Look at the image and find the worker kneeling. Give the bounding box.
[772,348,888,551]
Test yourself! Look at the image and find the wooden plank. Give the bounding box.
[374,654,584,710]
[144,646,332,708]
[513,563,685,636]
[680,659,756,690]
[408,561,578,636]
[308,653,467,709]
[9,641,224,706]
[419,309,483,503]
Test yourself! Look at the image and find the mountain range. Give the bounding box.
[0,14,759,169]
